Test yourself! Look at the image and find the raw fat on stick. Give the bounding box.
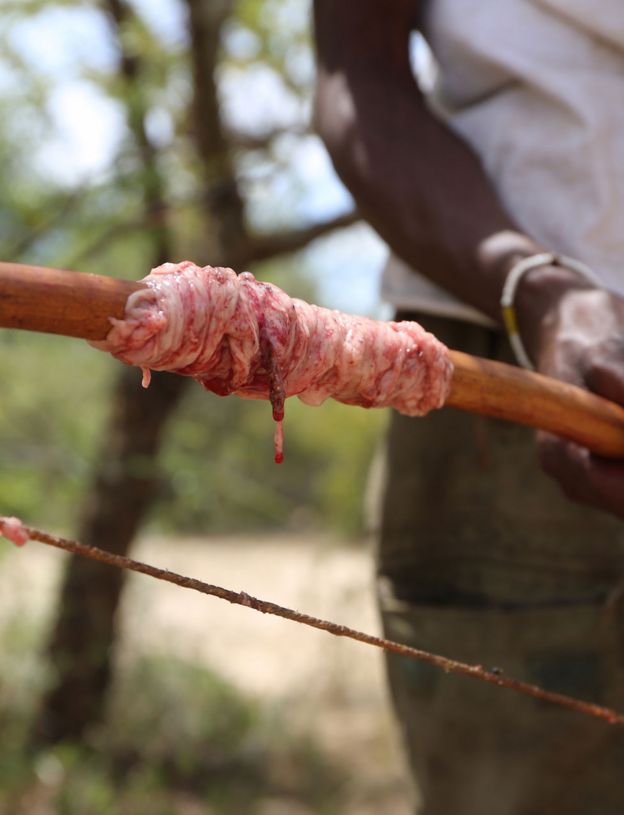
[92,262,453,461]
[0,516,29,546]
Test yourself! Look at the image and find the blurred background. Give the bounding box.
[0,1,410,812]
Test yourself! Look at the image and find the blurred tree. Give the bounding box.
[29,0,188,745]
[22,0,361,745]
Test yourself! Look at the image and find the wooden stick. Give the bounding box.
[0,261,142,340]
[2,261,624,457]
[447,351,624,458]
[0,519,618,726]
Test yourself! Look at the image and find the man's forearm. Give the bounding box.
[313,1,543,322]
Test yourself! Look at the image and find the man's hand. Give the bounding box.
[517,269,624,519]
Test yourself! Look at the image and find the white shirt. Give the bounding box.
[382,0,624,321]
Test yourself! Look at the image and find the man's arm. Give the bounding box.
[314,0,624,518]
[313,0,549,320]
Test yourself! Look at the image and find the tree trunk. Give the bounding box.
[30,0,246,746]
[31,0,359,746]
[31,368,188,743]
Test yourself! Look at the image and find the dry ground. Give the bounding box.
[0,532,412,814]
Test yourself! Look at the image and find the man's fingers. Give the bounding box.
[585,455,624,516]
[584,357,624,405]
[537,432,624,519]
[537,433,592,503]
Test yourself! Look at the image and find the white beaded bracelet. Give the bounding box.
[500,252,600,370]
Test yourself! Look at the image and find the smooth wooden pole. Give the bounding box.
[447,351,624,458]
[0,261,142,340]
[2,261,624,457]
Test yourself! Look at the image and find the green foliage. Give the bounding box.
[229,0,312,93]
[0,629,345,814]
[108,655,259,763]
[0,331,115,529]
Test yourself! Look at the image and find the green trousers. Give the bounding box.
[377,314,624,815]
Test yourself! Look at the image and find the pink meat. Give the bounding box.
[92,262,453,460]
[0,516,29,546]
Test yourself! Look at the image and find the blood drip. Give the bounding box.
[263,337,286,463]
[274,419,284,464]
